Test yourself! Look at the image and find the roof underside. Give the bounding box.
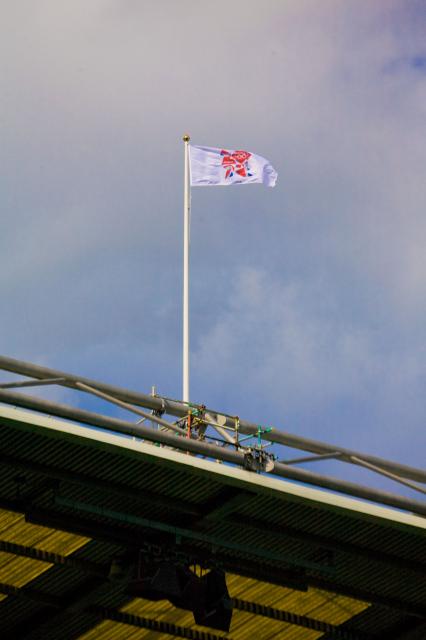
[0,405,425,640]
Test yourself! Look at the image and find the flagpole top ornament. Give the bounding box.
[183,134,190,142]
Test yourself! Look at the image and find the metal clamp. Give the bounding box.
[243,449,275,473]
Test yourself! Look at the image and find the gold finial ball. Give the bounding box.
[182,134,190,142]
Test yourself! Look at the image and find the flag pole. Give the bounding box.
[183,134,190,403]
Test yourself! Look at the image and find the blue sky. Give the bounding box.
[1,1,425,493]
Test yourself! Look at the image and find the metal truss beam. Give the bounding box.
[74,380,188,436]
[0,388,244,465]
[0,377,66,390]
[19,500,425,618]
[22,503,307,590]
[54,494,332,575]
[0,354,424,485]
[1,388,425,516]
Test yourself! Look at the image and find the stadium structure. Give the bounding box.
[0,354,424,639]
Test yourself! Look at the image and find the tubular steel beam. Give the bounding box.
[74,381,187,436]
[0,377,66,390]
[281,452,342,465]
[0,388,426,517]
[0,388,244,466]
[0,354,424,485]
[272,460,426,517]
[349,456,426,497]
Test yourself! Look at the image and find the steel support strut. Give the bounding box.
[0,388,426,516]
[0,354,424,485]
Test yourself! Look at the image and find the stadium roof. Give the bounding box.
[0,402,425,639]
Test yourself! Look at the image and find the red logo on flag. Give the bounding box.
[221,150,252,180]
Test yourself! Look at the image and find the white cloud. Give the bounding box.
[194,266,381,406]
[193,265,425,464]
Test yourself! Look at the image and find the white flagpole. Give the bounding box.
[183,134,190,403]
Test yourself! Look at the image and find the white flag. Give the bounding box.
[189,145,277,187]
